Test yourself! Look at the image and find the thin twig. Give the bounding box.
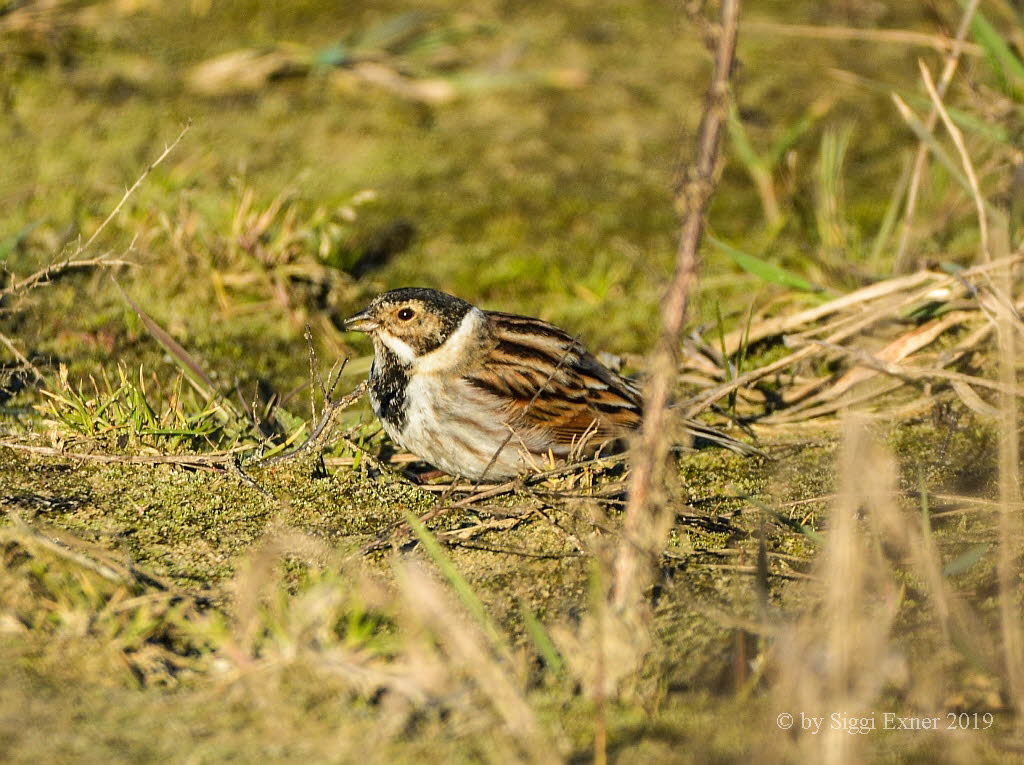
[0,257,136,299]
[1,124,189,375]
[612,0,741,611]
[0,330,41,381]
[230,456,278,500]
[360,453,629,555]
[745,21,983,56]
[252,378,365,467]
[76,121,192,258]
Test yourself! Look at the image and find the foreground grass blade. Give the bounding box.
[942,543,990,577]
[404,511,506,651]
[833,69,1009,143]
[891,93,1001,218]
[519,600,564,675]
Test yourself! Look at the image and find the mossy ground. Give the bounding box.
[2,0,1023,762]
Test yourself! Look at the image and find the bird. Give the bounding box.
[344,287,759,481]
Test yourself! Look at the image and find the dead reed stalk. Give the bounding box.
[611,0,742,612]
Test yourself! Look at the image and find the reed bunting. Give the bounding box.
[344,287,758,481]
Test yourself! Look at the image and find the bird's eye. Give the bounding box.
[397,308,415,321]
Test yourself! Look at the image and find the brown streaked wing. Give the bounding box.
[574,351,643,431]
[463,311,643,445]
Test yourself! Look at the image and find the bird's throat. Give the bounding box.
[368,344,409,432]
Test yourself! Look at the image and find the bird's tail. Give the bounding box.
[678,418,767,458]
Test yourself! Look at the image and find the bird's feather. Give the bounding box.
[465,311,642,447]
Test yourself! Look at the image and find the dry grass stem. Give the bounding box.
[688,255,1024,423]
[745,21,983,57]
[0,440,250,466]
[892,0,980,271]
[5,505,135,585]
[76,122,192,258]
[394,561,558,765]
[719,269,935,354]
[773,422,905,765]
[612,0,742,611]
[995,262,1024,712]
[918,60,990,262]
[790,338,1024,398]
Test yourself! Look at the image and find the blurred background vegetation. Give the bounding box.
[4,0,1020,397]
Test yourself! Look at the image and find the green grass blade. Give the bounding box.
[404,511,506,650]
[961,0,1024,95]
[713,301,731,380]
[726,101,765,173]
[708,235,822,294]
[814,125,852,258]
[891,95,974,196]
[763,98,831,170]
[519,601,564,674]
[834,69,1009,143]
[868,151,914,271]
[942,543,989,577]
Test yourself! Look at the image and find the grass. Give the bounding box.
[3,0,1024,762]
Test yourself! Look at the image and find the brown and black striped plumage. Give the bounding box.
[345,287,756,481]
[467,311,642,445]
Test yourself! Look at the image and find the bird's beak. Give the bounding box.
[343,308,378,333]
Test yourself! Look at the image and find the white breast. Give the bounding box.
[394,370,563,480]
[374,307,558,480]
